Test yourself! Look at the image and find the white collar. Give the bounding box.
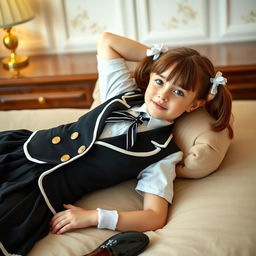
[131,103,173,130]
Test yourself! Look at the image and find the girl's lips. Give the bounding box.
[151,100,167,110]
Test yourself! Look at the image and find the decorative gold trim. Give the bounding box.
[70,7,105,34]
[241,10,256,23]
[162,0,197,30]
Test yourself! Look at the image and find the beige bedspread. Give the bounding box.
[0,100,255,256]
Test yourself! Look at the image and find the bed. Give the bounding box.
[0,88,255,255]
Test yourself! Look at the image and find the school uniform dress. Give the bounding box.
[0,57,183,255]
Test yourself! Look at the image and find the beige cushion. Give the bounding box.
[173,108,232,178]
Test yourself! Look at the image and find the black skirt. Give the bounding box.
[0,129,54,255]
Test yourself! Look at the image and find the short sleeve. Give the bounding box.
[97,56,137,102]
[135,151,183,204]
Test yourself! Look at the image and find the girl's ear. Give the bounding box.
[186,99,206,112]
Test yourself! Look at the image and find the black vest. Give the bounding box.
[24,91,180,213]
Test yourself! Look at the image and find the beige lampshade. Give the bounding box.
[0,0,34,28]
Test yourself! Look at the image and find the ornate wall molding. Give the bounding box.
[0,0,255,56]
[135,0,209,45]
[47,0,136,53]
[219,0,256,41]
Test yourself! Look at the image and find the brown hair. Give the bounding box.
[134,47,233,138]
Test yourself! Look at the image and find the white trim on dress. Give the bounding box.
[36,95,137,214]
[23,131,47,164]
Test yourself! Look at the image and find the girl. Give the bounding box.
[0,32,233,255]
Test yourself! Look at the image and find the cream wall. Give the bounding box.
[0,0,256,56]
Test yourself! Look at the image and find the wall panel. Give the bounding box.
[0,0,255,56]
[219,0,256,41]
[48,0,136,53]
[136,0,209,45]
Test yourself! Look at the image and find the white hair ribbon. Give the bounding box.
[146,44,168,60]
[210,71,227,95]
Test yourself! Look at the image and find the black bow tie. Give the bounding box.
[105,111,149,150]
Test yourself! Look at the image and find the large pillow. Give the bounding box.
[92,82,232,179]
[173,108,232,178]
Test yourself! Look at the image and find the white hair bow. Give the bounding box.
[210,71,227,95]
[146,44,168,60]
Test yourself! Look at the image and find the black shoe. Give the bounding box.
[85,231,150,256]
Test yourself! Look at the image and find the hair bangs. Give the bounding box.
[151,49,202,92]
[151,53,177,76]
[167,58,200,92]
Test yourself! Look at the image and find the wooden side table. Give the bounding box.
[0,41,256,111]
[190,41,256,100]
[0,52,98,110]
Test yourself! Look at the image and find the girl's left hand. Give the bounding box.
[49,204,97,234]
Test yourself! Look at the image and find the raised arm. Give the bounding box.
[97,32,149,61]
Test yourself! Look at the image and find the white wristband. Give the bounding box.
[97,208,119,230]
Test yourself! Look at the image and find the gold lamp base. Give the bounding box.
[2,54,29,70]
[2,27,29,70]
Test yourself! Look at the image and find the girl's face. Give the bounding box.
[145,68,204,122]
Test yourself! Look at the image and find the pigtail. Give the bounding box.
[134,56,154,93]
[205,86,233,139]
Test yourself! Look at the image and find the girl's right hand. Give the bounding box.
[49,204,98,234]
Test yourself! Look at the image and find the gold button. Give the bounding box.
[60,154,70,162]
[70,132,79,140]
[78,145,86,154]
[52,136,61,144]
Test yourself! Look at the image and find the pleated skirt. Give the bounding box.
[0,129,54,255]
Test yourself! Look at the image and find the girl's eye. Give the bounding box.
[173,89,184,97]
[154,79,164,86]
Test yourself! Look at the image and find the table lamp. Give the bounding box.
[0,0,34,69]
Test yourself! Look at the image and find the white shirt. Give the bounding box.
[97,56,183,204]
